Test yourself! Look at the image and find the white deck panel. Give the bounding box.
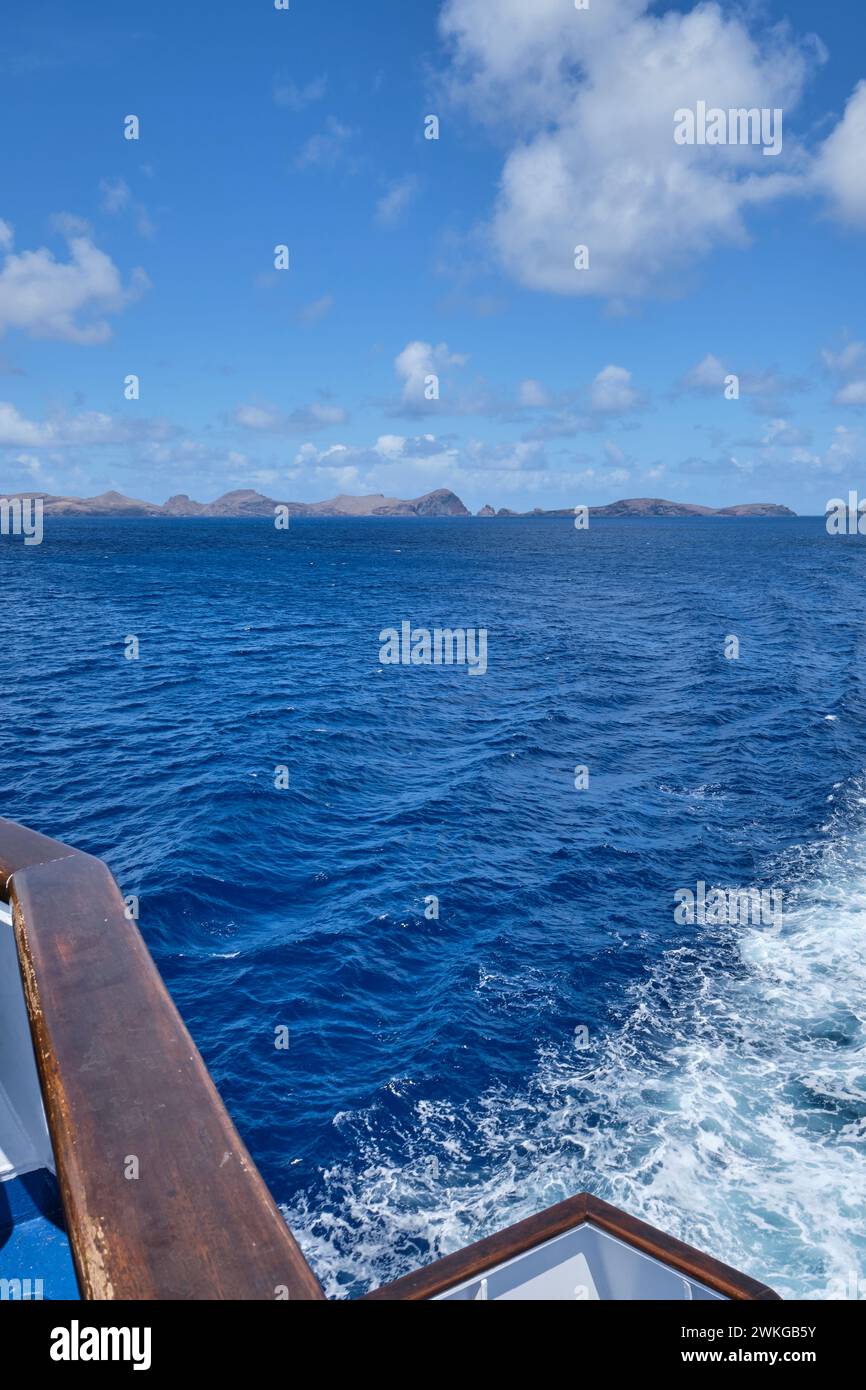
[434,1221,727,1301]
[0,901,54,1181]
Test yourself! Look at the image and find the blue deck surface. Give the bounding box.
[0,1168,80,1300]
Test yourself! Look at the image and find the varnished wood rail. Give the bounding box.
[0,817,325,1301]
[363,1192,781,1301]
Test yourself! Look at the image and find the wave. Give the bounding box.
[284,774,866,1300]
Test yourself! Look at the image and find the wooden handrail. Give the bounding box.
[0,817,325,1301]
[363,1192,781,1300]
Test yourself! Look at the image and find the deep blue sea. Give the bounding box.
[3,515,865,1299]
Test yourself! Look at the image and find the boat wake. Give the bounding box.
[285,775,866,1300]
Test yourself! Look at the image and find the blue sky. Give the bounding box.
[0,0,864,513]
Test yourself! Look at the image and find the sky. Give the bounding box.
[0,0,864,515]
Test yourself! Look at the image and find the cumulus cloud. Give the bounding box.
[391,344,640,424]
[292,430,632,504]
[0,223,148,344]
[813,81,866,228]
[295,434,447,484]
[679,352,800,414]
[682,353,729,391]
[438,0,860,299]
[295,434,455,472]
[590,365,642,414]
[394,340,468,409]
[374,434,410,460]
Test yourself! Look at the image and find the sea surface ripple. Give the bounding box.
[2,515,864,1298]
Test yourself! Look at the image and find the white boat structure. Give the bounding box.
[363,1192,779,1301]
[0,817,779,1302]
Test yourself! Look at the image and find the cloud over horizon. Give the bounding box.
[439,0,862,299]
[0,221,148,343]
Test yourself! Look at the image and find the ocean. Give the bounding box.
[2,514,864,1299]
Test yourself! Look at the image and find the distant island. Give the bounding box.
[484,498,797,518]
[2,488,796,519]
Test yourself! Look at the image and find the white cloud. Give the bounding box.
[234,400,348,432]
[374,434,408,460]
[0,402,54,446]
[292,429,631,503]
[518,378,550,407]
[0,225,148,344]
[590,365,640,413]
[139,438,224,466]
[292,448,364,491]
[394,340,468,407]
[0,220,13,251]
[814,80,866,228]
[680,353,798,413]
[683,353,728,391]
[760,419,811,448]
[391,349,640,423]
[835,381,866,407]
[465,438,548,472]
[235,404,281,431]
[439,0,855,298]
[813,425,865,475]
[0,402,171,447]
[306,403,346,426]
[376,177,420,226]
[758,425,863,477]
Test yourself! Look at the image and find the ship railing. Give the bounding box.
[0,816,325,1301]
